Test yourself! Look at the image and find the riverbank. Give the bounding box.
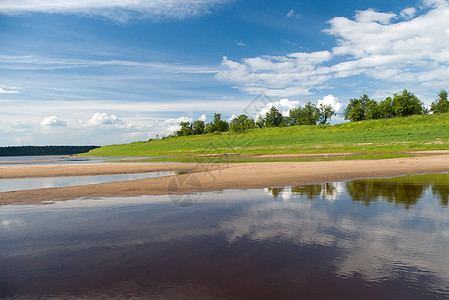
[1,152,449,205]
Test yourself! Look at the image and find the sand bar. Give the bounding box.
[1,153,449,205]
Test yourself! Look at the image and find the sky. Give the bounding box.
[1,0,449,146]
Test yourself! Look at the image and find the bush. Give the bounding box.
[430,90,449,114]
[391,89,424,117]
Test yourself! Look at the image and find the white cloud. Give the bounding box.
[0,87,19,94]
[40,116,67,127]
[228,114,237,122]
[317,95,343,113]
[400,7,416,19]
[217,1,449,98]
[216,52,333,97]
[164,116,193,133]
[198,114,207,122]
[286,9,300,19]
[0,55,218,74]
[236,41,247,47]
[0,0,231,22]
[256,98,301,119]
[354,8,396,24]
[87,112,125,126]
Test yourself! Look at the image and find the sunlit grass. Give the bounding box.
[82,113,449,157]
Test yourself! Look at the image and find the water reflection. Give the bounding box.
[346,173,449,208]
[0,171,175,193]
[265,173,449,208]
[266,183,342,202]
[1,174,449,299]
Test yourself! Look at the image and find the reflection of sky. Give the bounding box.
[1,179,449,297]
[236,186,449,287]
[0,171,175,192]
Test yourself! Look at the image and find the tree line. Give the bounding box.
[0,145,99,156]
[173,88,448,137]
[175,103,336,136]
[344,89,449,122]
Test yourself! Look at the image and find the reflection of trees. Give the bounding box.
[346,181,423,209]
[267,187,284,199]
[267,174,449,208]
[346,173,449,209]
[291,185,321,200]
[267,183,336,200]
[291,183,336,200]
[432,185,449,207]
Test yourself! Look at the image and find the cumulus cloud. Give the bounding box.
[317,95,343,113]
[256,98,301,118]
[40,116,67,127]
[164,116,193,133]
[228,114,237,122]
[87,112,125,126]
[198,114,207,122]
[400,7,416,19]
[216,51,333,97]
[0,0,230,22]
[217,1,449,97]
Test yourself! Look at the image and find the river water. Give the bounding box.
[1,173,448,299]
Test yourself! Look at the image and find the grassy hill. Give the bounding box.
[82,113,449,160]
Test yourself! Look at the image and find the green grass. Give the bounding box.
[132,153,417,163]
[82,113,449,158]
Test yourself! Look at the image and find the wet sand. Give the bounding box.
[1,152,449,205]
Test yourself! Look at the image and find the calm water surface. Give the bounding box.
[1,173,449,299]
[0,172,175,193]
[0,155,154,166]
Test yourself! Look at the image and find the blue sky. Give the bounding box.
[1,0,448,146]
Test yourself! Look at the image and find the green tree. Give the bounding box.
[344,94,377,121]
[177,121,193,136]
[378,97,394,119]
[288,102,320,125]
[365,100,380,120]
[430,89,449,114]
[255,116,265,128]
[264,106,285,127]
[318,104,336,125]
[191,120,205,135]
[391,89,424,117]
[206,113,229,133]
[230,114,255,132]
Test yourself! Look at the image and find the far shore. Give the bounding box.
[1,151,449,205]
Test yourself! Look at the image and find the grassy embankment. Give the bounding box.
[82,113,449,162]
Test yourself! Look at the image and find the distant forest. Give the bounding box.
[0,145,99,157]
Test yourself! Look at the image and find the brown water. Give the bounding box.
[1,174,449,299]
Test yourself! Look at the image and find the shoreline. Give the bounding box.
[1,153,449,205]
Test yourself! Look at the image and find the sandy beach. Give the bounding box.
[1,152,449,205]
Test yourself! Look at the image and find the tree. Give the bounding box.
[318,104,336,125]
[344,94,377,121]
[391,89,424,117]
[177,121,193,136]
[230,114,255,132]
[206,113,229,133]
[430,89,449,114]
[255,116,265,128]
[264,106,285,127]
[378,97,394,119]
[365,100,380,120]
[191,120,205,135]
[288,102,320,125]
